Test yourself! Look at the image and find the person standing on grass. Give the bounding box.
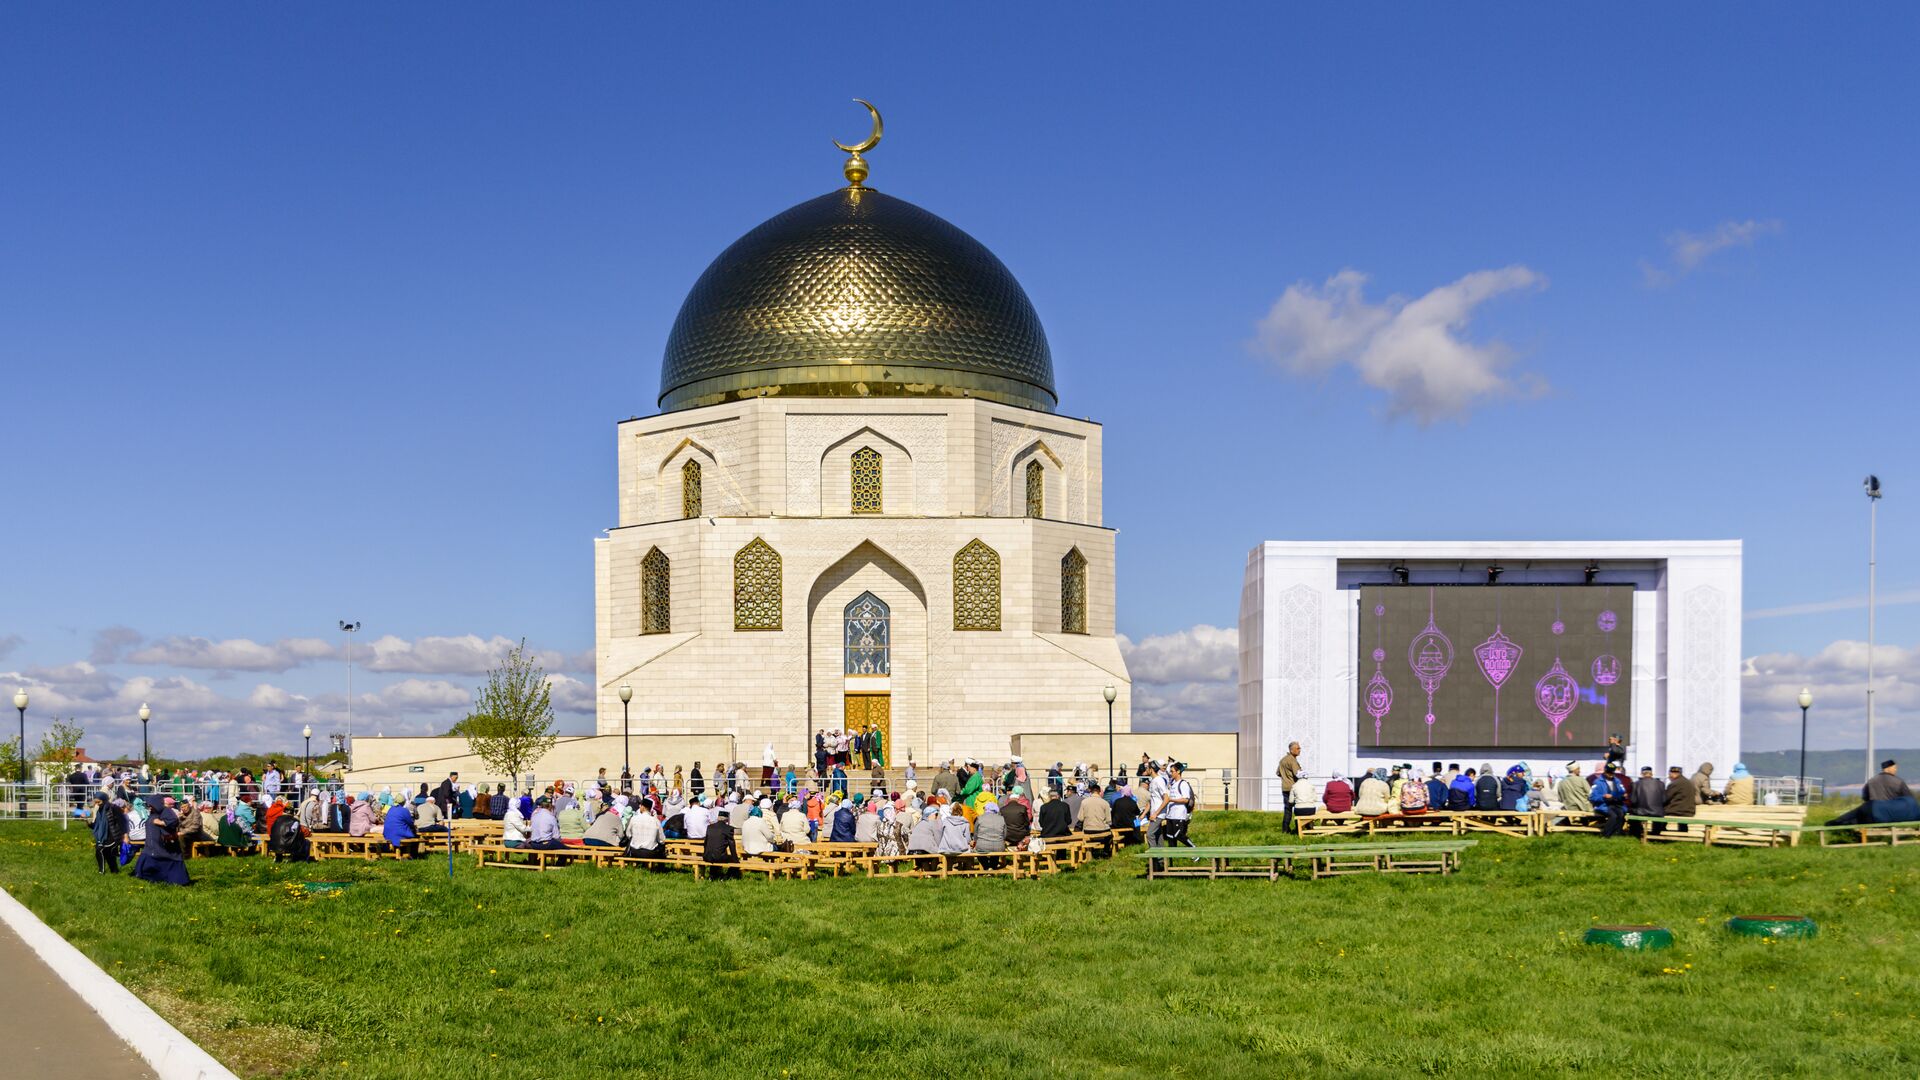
[1275,741,1303,833]
[132,796,192,885]
[1160,763,1196,848]
[1589,764,1629,838]
[90,794,125,874]
[689,761,706,800]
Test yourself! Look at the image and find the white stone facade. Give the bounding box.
[595,397,1132,768]
[1237,540,1743,809]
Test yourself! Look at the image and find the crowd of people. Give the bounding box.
[71,753,1213,883]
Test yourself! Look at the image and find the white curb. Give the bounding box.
[0,884,239,1080]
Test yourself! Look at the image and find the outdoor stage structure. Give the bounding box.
[1236,541,1743,810]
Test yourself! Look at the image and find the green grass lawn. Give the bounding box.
[2,814,1916,1079]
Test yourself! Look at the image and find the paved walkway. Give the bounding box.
[0,917,155,1079]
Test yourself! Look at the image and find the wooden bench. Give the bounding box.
[311,834,426,861]
[1137,840,1475,880]
[471,843,598,871]
[847,852,949,878]
[1626,805,1811,848]
[1365,813,1464,837]
[1296,813,1368,837]
[1815,820,1920,847]
[1451,810,1542,838]
[940,851,1023,879]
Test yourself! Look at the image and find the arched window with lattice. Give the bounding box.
[850,446,882,514]
[681,459,702,519]
[1025,459,1044,518]
[1060,547,1088,634]
[844,592,890,675]
[953,539,1001,631]
[641,547,671,634]
[733,537,782,630]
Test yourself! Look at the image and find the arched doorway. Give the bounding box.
[808,543,927,772]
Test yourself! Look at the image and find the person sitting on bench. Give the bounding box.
[974,801,1008,853]
[1659,766,1697,833]
[414,795,448,834]
[626,801,666,866]
[1354,769,1391,815]
[501,800,528,848]
[1627,767,1664,836]
[1444,768,1474,811]
[1499,766,1530,813]
[939,806,975,852]
[382,799,420,855]
[1827,760,1919,829]
[703,812,740,878]
[583,802,625,847]
[1078,784,1112,838]
[525,796,565,851]
[907,809,941,854]
[1038,789,1072,838]
[1321,772,1353,814]
[1556,763,1592,820]
[1474,764,1501,811]
[1589,764,1629,838]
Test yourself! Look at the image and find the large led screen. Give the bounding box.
[1356,585,1632,750]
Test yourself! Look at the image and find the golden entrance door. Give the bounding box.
[843,693,891,765]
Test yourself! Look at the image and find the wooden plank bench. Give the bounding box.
[1451,810,1541,838]
[1035,834,1089,867]
[1815,820,1920,847]
[311,834,427,861]
[848,852,949,878]
[1696,805,1810,846]
[471,843,597,871]
[1137,840,1475,880]
[1297,813,1368,837]
[940,851,1023,879]
[1365,813,1463,837]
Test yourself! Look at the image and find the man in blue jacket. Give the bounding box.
[1589,763,1630,838]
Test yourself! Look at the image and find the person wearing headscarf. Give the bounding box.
[1691,763,1718,804]
[853,796,881,843]
[133,796,192,885]
[269,797,312,863]
[582,800,626,847]
[741,800,777,856]
[382,798,420,854]
[938,806,974,853]
[776,798,810,849]
[973,800,1008,853]
[1356,770,1393,816]
[1319,772,1353,814]
[828,795,858,843]
[90,794,126,873]
[458,785,477,820]
[557,800,587,846]
[1000,788,1032,847]
[500,798,529,848]
[174,798,208,854]
[263,794,289,837]
[297,789,325,832]
[1724,763,1755,806]
[347,794,376,837]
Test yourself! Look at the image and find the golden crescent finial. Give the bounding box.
[832,99,882,187]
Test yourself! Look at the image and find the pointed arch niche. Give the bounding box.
[819,427,915,516]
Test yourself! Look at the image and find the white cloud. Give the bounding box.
[1642,218,1781,285]
[128,635,334,673]
[1120,625,1237,684]
[1119,624,1239,732]
[90,626,143,664]
[544,673,597,715]
[360,634,586,676]
[1253,266,1547,422]
[379,679,473,711]
[1742,638,1920,751]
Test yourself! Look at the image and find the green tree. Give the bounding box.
[34,718,85,767]
[0,734,18,779]
[458,639,557,784]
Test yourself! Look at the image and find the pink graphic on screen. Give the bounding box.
[1597,610,1617,632]
[1535,657,1578,742]
[1406,588,1454,746]
[1365,605,1392,739]
[1473,626,1524,745]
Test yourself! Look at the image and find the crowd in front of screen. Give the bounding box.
[1274,734,1761,838]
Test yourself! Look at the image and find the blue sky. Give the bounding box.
[3,5,1916,759]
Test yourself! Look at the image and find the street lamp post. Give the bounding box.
[303,724,313,779]
[139,702,151,766]
[618,684,633,788]
[13,689,26,815]
[1863,475,1881,783]
[339,621,361,770]
[1102,684,1117,780]
[1797,688,1813,805]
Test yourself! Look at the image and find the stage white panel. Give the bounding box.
[1236,541,1742,809]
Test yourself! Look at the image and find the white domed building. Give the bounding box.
[594,129,1132,768]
